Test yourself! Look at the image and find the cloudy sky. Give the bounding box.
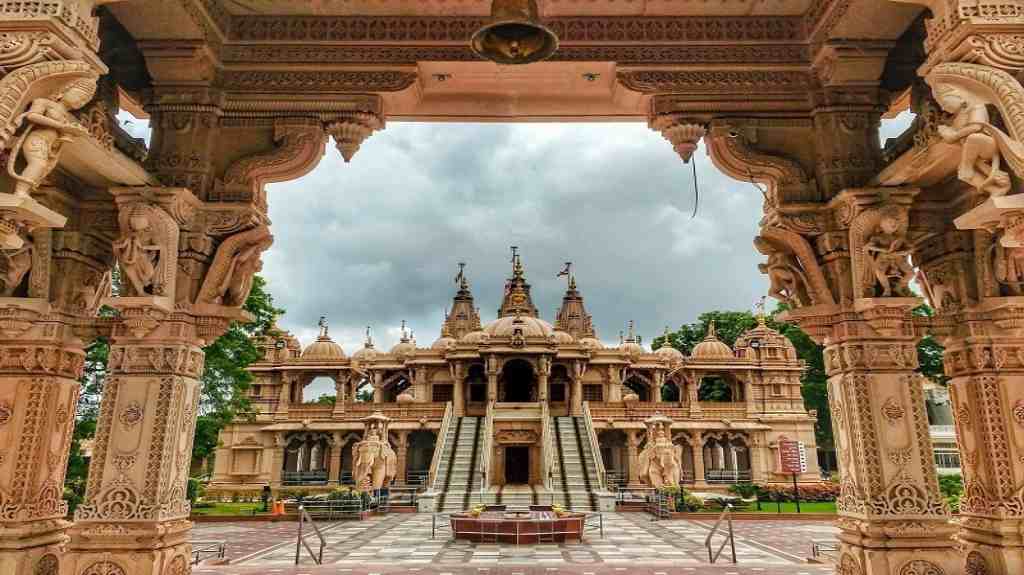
[120,112,912,355]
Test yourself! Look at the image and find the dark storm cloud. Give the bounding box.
[115,112,914,354]
[264,122,770,352]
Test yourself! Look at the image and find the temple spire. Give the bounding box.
[555,263,596,339]
[498,246,539,318]
[443,262,482,338]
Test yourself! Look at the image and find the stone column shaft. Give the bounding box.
[571,376,583,416]
[692,435,706,484]
[68,312,206,575]
[626,431,641,487]
[328,434,343,484]
[394,431,409,486]
[0,315,84,575]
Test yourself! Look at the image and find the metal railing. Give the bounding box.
[190,541,226,565]
[405,469,430,488]
[282,471,329,486]
[427,402,454,489]
[581,402,607,490]
[383,486,420,510]
[542,403,555,490]
[478,402,495,492]
[294,505,325,565]
[648,490,672,521]
[704,504,737,564]
[584,512,604,538]
[705,470,753,484]
[431,512,452,539]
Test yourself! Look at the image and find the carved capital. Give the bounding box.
[649,114,704,163]
[706,119,818,205]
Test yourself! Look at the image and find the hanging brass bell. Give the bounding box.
[471,0,559,65]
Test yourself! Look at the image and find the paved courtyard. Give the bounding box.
[192,512,838,575]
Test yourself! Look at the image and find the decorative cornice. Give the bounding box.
[227,15,803,43]
[620,70,813,94]
[220,43,809,65]
[216,70,417,93]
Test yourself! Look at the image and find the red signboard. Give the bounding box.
[778,440,807,474]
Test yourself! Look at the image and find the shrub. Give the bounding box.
[187,477,205,505]
[728,482,760,499]
[761,482,838,502]
[939,474,963,512]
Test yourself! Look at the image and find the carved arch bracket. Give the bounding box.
[705,120,819,206]
[220,118,328,207]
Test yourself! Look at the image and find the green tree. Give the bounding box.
[913,304,949,386]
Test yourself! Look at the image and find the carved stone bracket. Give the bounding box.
[648,113,704,163]
[220,119,327,208]
[326,112,384,163]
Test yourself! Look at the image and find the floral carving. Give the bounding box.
[966,551,990,575]
[838,553,863,575]
[1013,400,1024,426]
[164,555,188,575]
[0,400,11,425]
[899,560,944,575]
[118,401,143,427]
[33,554,58,575]
[881,397,906,423]
[82,561,127,575]
[956,404,972,429]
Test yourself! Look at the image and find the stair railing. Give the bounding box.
[477,402,495,492]
[704,504,737,564]
[541,402,555,490]
[427,401,454,490]
[294,505,325,565]
[582,402,607,491]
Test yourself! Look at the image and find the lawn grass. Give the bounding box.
[190,502,266,516]
[744,501,836,514]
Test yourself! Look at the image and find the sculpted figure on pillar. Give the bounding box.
[636,414,681,488]
[111,201,177,298]
[196,224,274,307]
[6,77,96,197]
[754,236,812,307]
[352,411,397,490]
[0,239,32,296]
[863,207,915,297]
[927,63,1024,198]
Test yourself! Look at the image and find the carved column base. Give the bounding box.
[834,518,959,575]
[0,519,69,575]
[66,520,191,575]
[958,523,1024,575]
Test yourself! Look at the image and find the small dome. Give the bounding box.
[302,335,346,361]
[734,316,795,358]
[691,321,734,360]
[579,337,603,350]
[552,330,575,345]
[462,330,488,344]
[432,336,457,350]
[482,315,554,338]
[654,327,684,363]
[619,341,644,356]
[351,344,379,364]
[389,340,416,358]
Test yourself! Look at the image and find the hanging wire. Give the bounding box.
[690,154,700,219]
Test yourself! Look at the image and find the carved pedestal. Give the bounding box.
[67,311,204,575]
[940,299,1024,575]
[787,302,957,575]
[0,304,83,575]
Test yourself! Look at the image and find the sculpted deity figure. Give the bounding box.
[637,415,681,489]
[933,82,1024,197]
[112,212,162,296]
[197,225,274,307]
[993,234,1024,295]
[6,77,96,197]
[753,236,810,307]
[864,210,914,297]
[0,240,32,296]
[352,413,397,490]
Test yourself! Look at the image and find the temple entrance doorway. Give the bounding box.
[501,359,536,403]
[505,446,530,484]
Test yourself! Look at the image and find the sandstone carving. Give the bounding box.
[754,235,811,308]
[196,225,274,307]
[927,63,1024,198]
[352,411,397,490]
[111,202,177,298]
[6,76,95,197]
[637,414,681,489]
[864,207,914,297]
[0,239,31,296]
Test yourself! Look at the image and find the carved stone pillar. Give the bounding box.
[0,305,85,574]
[607,365,622,402]
[692,432,706,485]
[452,363,465,417]
[393,430,410,486]
[332,372,348,417]
[328,433,343,484]
[626,430,642,487]
[67,310,206,575]
[571,373,583,416]
[270,432,286,489]
[275,375,291,420]
[785,300,957,575]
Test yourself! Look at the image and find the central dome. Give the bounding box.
[302,335,345,361]
[483,315,554,338]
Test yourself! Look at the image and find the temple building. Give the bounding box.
[210,255,820,510]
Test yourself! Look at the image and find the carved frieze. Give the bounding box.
[217,70,417,93]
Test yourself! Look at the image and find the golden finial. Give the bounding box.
[705,320,718,340]
[662,326,672,349]
[455,262,469,290]
[755,296,767,325]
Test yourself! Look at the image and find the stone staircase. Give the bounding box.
[431,416,485,512]
[549,416,602,511]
